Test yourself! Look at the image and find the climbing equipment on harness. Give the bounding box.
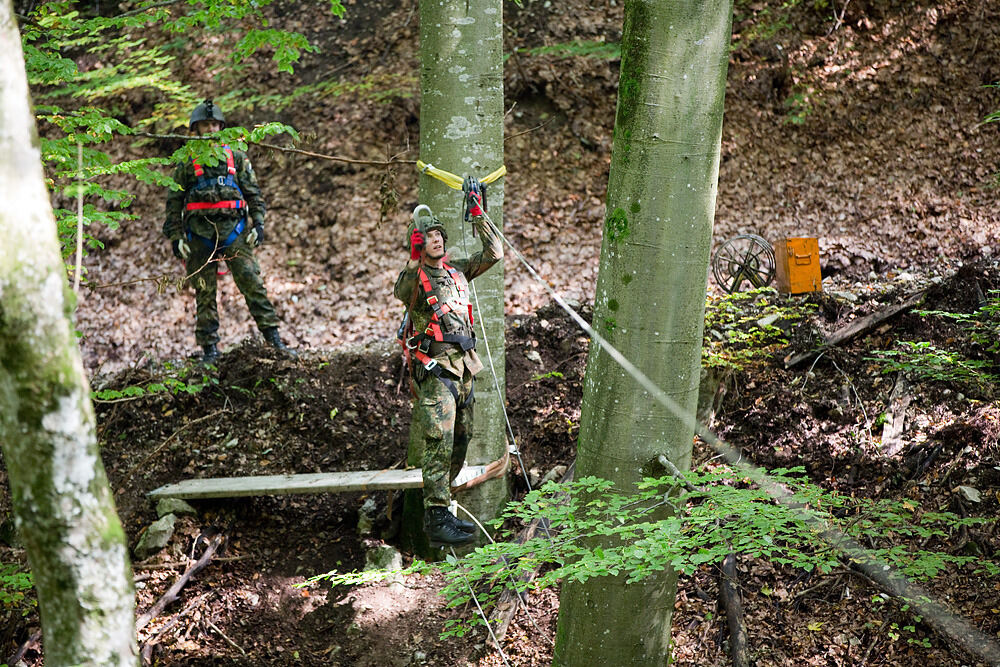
[184,145,248,250]
[189,99,226,130]
[462,175,486,221]
[398,262,477,405]
[397,203,478,404]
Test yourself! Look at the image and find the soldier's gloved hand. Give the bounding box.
[467,188,484,217]
[409,229,425,260]
[246,223,264,248]
[172,238,190,260]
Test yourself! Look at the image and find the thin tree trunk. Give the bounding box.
[0,3,138,664]
[554,0,733,664]
[403,0,509,554]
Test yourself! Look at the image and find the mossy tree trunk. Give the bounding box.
[553,0,733,664]
[0,3,138,664]
[402,0,509,554]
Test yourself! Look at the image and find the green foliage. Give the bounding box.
[308,467,995,639]
[91,363,218,402]
[0,563,35,619]
[866,291,1000,395]
[703,287,814,370]
[783,88,814,125]
[867,341,996,392]
[513,40,621,61]
[20,0,341,266]
[916,291,1000,355]
[530,370,564,382]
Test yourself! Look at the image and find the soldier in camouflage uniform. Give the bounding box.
[163,100,294,364]
[394,193,502,546]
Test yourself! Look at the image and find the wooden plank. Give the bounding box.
[147,465,489,500]
[880,372,911,457]
[784,290,926,368]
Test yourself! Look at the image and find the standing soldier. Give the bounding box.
[394,189,503,546]
[163,99,294,364]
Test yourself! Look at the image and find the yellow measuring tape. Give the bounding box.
[416,160,507,190]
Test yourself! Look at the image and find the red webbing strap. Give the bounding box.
[186,200,244,211]
[444,264,472,326]
[191,145,236,178]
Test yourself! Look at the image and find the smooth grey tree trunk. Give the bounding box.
[403,0,508,553]
[554,0,733,664]
[0,2,138,664]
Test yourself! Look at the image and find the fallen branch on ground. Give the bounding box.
[135,533,225,632]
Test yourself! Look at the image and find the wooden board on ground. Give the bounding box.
[784,290,926,368]
[147,465,489,500]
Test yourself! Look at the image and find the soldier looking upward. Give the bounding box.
[394,192,502,546]
[163,99,294,364]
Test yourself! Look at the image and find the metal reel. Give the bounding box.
[711,234,776,294]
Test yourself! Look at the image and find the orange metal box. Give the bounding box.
[774,237,822,294]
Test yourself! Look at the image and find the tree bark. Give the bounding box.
[0,3,138,664]
[553,0,733,664]
[403,0,509,554]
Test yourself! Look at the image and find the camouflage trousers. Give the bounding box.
[413,370,475,509]
[184,230,279,346]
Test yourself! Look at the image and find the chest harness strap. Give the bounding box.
[400,263,476,406]
[184,145,247,250]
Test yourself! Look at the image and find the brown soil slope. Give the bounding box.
[73,0,1000,372]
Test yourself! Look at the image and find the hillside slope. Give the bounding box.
[72,0,1000,371]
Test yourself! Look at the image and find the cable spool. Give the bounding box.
[711,234,776,294]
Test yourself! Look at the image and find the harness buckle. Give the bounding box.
[217,176,227,186]
[422,358,438,372]
[405,336,420,350]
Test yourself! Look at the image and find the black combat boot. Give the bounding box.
[424,507,476,547]
[201,344,219,364]
[451,512,476,534]
[262,327,298,358]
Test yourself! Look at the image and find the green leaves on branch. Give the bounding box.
[21,0,338,265]
[867,292,1000,395]
[234,29,317,74]
[308,467,995,639]
[91,364,218,402]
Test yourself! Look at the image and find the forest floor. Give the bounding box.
[3,0,1000,664]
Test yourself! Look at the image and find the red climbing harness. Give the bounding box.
[185,145,245,213]
[396,262,477,404]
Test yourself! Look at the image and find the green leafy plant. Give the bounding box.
[530,370,564,382]
[703,287,814,370]
[513,40,621,61]
[307,466,995,638]
[866,341,996,394]
[91,363,218,402]
[0,563,35,620]
[916,291,1000,355]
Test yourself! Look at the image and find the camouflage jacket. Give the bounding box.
[162,144,265,242]
[394,217,503,379]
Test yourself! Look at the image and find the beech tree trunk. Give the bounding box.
[0,3,138,664]
[402,0,509,553]
[553,0,733,664]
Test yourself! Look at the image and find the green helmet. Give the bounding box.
[410,204,447,245]
[189,99,226,130]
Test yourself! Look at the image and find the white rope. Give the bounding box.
[450,546,513,666]
[454,501,555,646]
[469,209,1000,661]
